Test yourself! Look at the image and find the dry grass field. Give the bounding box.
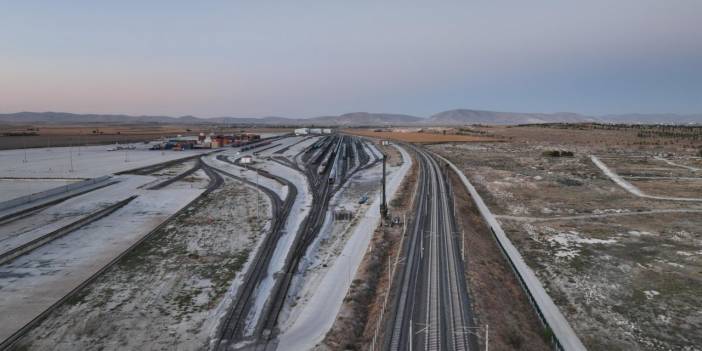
[430,125,702,350]
[343,128,500,144]
[0,124,292,150]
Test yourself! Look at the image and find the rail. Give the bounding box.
[0,196,138,266]
[0,176,113,213]
[0,157,223,351]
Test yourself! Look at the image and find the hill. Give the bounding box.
[428,109,595,125]
[2,110,701,126]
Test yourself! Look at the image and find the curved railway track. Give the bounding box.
[147,158,204,190]
[0,157,224,351]
[212,155,298,349]
[213,135,379,350]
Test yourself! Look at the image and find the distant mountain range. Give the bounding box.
[427,109,597,125]
[1,110,701,126]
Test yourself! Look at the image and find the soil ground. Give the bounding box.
[0,124,291,150]
[448,170,550,351]
[344,128,500,144]
[430,125,702,350]
[12,177,271,351]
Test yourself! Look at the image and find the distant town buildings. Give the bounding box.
[150,132,262,151]
[294,128,333,136]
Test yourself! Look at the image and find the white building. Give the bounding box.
[294,128,309,135]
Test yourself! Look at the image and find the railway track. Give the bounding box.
[211,135,378,350]
[0,195,137,266]
[273,136,313,155]
[147,158,203,190]
[212,155,298,349]
[0,178,119,225]
[201,134,386,350]
[385,147,477,351]
[255,135,371,343]
[0,157,224,350]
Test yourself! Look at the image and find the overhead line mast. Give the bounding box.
[381,153,388,219]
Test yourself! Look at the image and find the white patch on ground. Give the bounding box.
[591,155,702,202]
[658,314,671,324]
[0,144,211,179]
[240,158,313,336]
[0,175,206,342]
[0,178,81,202]
[202,151,288,201]
[0,174,185,257]
[546,230,617,259]
[592,208,631,215]
[654,156,701,172]
[624,230,655,237]
[644,290,660,299]
[18,176,272,351]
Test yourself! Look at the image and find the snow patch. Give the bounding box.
[547,230,617,259]
[644,290,660,300]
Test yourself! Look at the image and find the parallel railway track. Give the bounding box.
[385,147,477,351]
[214,135,378,350]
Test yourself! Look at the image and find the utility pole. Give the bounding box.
[256,166,260,219]
[69,146,74,173]
[388,258,392,282]
[409,319,413,351]
[347,253,351,285]
[462,229,465,261]
[403,213,406,236]
[485,324,489,351]
[22,137,28,163]
[380,153,388,219]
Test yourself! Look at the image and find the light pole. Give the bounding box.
[255,165,260,219]
[485,324,489,351]
[22,137,28,163]
[69,146,74,173]
[462,229,465,262]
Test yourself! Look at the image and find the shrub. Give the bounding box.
[542,150,574,157]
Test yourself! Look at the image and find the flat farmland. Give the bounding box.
[0,124,292,150]
[343,128,499,143]
[430,127,702,350]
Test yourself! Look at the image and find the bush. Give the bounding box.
[507,328,525,348]
[542,150,574,157]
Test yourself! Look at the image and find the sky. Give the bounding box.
[1,1,701,118]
